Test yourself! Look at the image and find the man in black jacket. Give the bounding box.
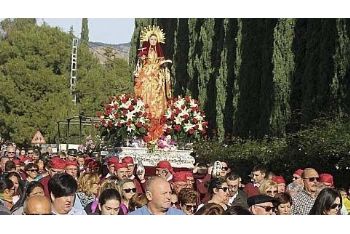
[226,172,248,208]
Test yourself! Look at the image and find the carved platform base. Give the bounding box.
[116,147,195,168]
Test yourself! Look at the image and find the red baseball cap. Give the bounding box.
[156,160,174,174]
[107,157,119,166]
[121,156,134,165]
[115,162,128,171]
[173,171,188,182]
[65,160,78,167]
[272,176,286,184]
[293,169,303,177]
[50,158,66,170]
[319,173,334,186]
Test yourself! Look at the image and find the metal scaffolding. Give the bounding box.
[70,38,78,105]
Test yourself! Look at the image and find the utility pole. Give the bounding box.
[70,38,78,105]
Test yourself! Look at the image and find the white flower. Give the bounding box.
[175,99,185,109]
[183,123,196,132]
[198,123,203,131]
[139,117,146,124]
[190,99,198,108]
[193,111,204,121]
[126,111,135,121]
[174,115,183,125]
[165,110,172,119]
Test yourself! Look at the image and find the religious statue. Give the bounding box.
[134,25,172,142]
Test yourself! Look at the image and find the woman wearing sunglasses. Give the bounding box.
[197,177,230,211]
[118,179,137,214]
[178,188,197,215]
[309,187,342,215]
[259,179,278,197]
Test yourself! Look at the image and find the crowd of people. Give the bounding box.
[1,142,350,215]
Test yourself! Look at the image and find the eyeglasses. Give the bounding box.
[303,177,319,182]
[217,187,229,192]
[123,188,136,193]
[266,190,278,195]
[221,167,229,171]
[27,169,38,172]
[171,202,179,206]
[7,152,15,154]
[330,203,341,209]
[293,176,300,180]
[185,204,197,211]
[255,205,274,212]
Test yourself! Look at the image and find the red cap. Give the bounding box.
[115,162,128,171]
[88,161,100,170]
[156,160,173,174]
[107,157,119,166]
[293,169,303,177]
[319,173,334,186]
[50,158,66,170]
[65,160,78,167]
[173,171,188,182]
[121,156,134,165]
[272,176,286,184]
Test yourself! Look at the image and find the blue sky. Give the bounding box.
[37,18,135,45]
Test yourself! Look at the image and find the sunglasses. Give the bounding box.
[7,152,15,154]
[255,205,274,212]
[330,203,341,209]
[123,188,136,193]
[266,190,278,195]
[217,187,229,192]
[303,177,319,182]
[171,202,179,206]
[221,167,229,171]
[27,169,38,172]
[185,204,197,210]
[293,176,300,180]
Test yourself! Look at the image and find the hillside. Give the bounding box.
[88,41,130,63]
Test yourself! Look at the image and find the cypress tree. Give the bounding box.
[81,18,89,44]
[270,19,295,136]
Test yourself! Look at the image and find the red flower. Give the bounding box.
[174,125,181,132]
[122,110,128,115]
[128,105,134,111]
[193,118,198,124]
[143,135,151,143]
[136,122,142,128]
[188,129,195,135]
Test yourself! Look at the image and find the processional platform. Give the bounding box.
[115,147,195,169]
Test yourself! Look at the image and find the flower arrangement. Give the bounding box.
[157,135,177,151]
[97,94,151,142]
[78,135,100,154]
[163,96,208,143]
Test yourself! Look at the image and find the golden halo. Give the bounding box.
[140,25,166,44]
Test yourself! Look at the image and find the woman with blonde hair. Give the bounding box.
[259,179,278,197]
[76,172,100,208]
[85,178,118,215]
